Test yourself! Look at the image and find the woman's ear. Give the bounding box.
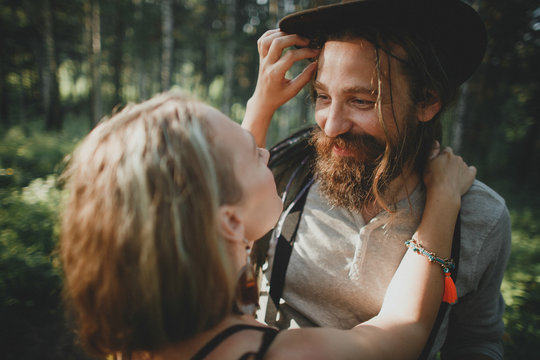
[418,90,441,123]
[218,205,245,243]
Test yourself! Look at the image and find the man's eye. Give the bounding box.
[352,98,374,106]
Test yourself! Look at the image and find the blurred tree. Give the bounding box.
[131,0,161,101]
[42,0,62,130]
[460,0,540,190]
[87,0,103,125]
[161,0,174,91]
[111,0,129,108]
[0,0,83,131]
[0,3,9,127]
[0,0,39,127]
[222,0,239,115]
[200,0,219,85]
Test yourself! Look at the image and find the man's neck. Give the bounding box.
[361,169,421,223]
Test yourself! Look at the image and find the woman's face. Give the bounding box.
[203,105,282,243]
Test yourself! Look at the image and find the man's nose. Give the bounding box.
[323,103,352,138]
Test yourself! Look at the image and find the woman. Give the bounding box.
[60,92,475,360]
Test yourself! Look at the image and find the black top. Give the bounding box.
[190,324,279,360]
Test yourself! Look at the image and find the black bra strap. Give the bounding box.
[256,327,279,358]
[191,324,278,360]
[237,328,279,360]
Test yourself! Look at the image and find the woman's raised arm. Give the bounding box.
[242,30,319,147]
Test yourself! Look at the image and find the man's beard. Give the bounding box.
[311,127,392,212]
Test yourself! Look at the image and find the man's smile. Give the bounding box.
[332,144,355,157]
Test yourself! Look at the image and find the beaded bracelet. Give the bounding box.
[405,238,458,304]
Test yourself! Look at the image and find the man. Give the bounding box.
[242,0,511,359]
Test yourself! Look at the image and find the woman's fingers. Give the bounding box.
[463,165,477,194]
[424,146,476,197]
[262,47,319,83]
[257,29,282,58]
[256,29,319,86]
[429,140,441,159]
[285,61,318,97]
[247,30,319,130]
[265,33,312,64]
[278,47,320,72]
[441,146,454,156]
[258,29,312,64]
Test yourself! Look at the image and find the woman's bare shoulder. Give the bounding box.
[264,327,363,360]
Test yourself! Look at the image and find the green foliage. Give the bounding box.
[0,177,79,359]
[0,124,88,359]
[501,204,540,359]
[0,122,82,188]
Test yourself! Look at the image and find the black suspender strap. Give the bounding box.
[418,212,461,360]
[269,176,313,308]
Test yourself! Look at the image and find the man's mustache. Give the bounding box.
[312,128,386,162]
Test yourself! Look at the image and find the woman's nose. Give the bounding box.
[260,147,270,165]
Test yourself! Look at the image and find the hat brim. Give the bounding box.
[279,0,487,85]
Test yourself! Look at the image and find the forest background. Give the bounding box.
[0,0,538,358]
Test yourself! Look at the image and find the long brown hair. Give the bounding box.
[60,92,240,356]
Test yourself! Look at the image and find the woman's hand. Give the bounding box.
[252,29,319,113]
[243,29,320,146]
[423,143,477,203]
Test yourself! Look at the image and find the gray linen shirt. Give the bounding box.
[261,179,511,359]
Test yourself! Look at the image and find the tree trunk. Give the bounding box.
[161,0,174,91]
[112,0,127,109]
[201,0,217,86]
[43,0,62,130]
[451,81,468,152]
[134,0,148,100]
[517,111,540,185]
[269,0,279,23]
[88,0,103,126]
[222,0,238,115]
[0,52,7,128]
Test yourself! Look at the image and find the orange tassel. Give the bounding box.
[443,271,458,304]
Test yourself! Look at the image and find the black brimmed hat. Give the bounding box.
[279,0,487,86]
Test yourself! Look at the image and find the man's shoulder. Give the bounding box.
[269,127,315,166]
[461,180,507,217]
[460,179,510,245]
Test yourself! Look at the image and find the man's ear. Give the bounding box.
[218,205,245,243]
[418,91,441,123]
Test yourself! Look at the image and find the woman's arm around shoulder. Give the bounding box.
[263,147,477,360]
